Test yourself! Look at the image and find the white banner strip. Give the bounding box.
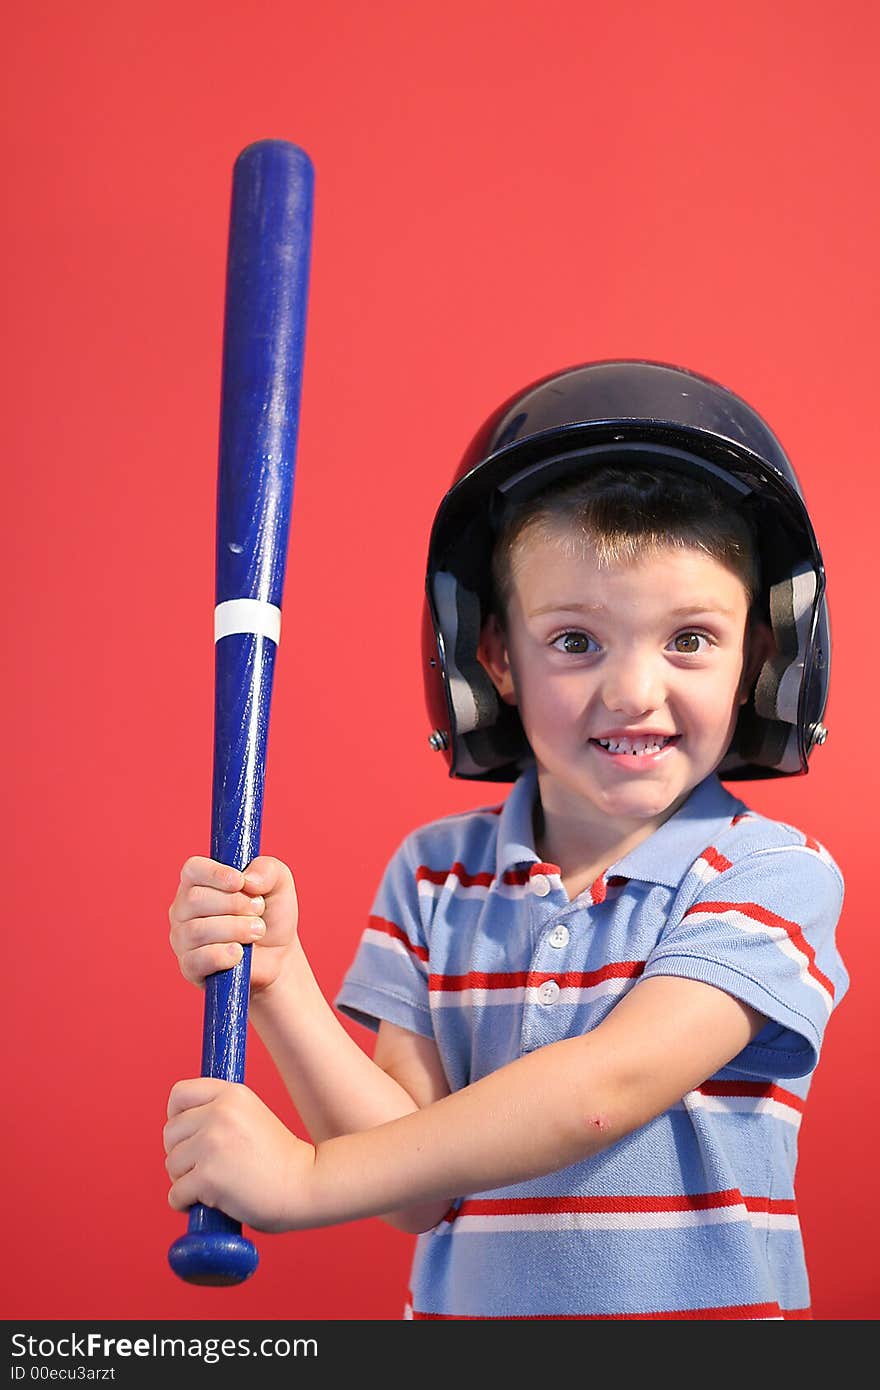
[214,599,282,645]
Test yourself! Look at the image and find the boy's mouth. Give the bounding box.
[590,734,679,757]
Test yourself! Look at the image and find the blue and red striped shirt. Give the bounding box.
[335,767,848,1319]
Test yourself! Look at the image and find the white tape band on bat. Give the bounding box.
[214,599,282,645]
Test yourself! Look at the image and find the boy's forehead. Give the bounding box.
[510,533,751,614]
[511,525,730,574]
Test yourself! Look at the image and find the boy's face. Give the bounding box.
[480,527,764,839]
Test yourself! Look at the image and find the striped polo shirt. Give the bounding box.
[335,766,848,1320]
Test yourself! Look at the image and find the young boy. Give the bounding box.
[165,360,848,1319]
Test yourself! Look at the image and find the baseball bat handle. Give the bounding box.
[168,140,313,1287]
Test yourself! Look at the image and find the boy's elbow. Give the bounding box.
[568,1098,634,1162]
[558,1034,652,1159]
[582,1109,615,1138]
[381,1200,455,1235]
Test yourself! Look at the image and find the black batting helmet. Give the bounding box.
[423,359,830,782]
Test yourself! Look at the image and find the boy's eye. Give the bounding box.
[670,631,709,654]
[552,631,598,654]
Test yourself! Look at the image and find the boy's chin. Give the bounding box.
[587,766,703,823]
[597,786,685,822]
[540,769,688,825]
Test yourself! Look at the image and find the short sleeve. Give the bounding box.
[642,846,848,1077]
[333,833,435,1041]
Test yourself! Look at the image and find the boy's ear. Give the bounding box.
[739,618,776,705]
[477,613,518,705]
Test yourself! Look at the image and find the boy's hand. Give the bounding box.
[164,1078,317,1233]
[168,855,298,994]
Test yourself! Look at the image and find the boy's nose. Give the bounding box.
[600,655,664,718]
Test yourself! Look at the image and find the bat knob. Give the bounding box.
[168,1230,259,1286]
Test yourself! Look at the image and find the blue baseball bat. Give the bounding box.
[168,139,313,1286]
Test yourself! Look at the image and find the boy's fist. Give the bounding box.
[164,1077,318,1232]
[168,854,298,994]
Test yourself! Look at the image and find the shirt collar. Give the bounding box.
[495,764,746,889]
[495,764,543,876]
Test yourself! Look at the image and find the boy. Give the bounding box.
[165,360,848,1319]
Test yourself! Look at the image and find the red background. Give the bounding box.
[4,0,877,1320]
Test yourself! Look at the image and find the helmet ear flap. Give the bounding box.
[432,572,501,737]
[721,564,821,777]
[754,564,818,728]
[427,572,533,780]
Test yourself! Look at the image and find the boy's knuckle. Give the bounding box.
[187,947,212,978]
[191,916,212,943]
[187,944,209,973]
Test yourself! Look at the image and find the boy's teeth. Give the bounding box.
[596,736,672,755]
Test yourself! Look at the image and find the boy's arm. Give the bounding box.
[165,974,766,1232]
[249,940,454,1231]
[168,854,453,1231]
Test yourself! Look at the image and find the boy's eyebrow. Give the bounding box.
[529,600,741,619]
[528,602,605,616]
[667,602,740,619]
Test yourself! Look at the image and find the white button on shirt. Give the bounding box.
[537,980,560,1005]
[531,873,551,896]
[548,924,570,949]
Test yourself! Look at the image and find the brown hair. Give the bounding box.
[490,466,761,626]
